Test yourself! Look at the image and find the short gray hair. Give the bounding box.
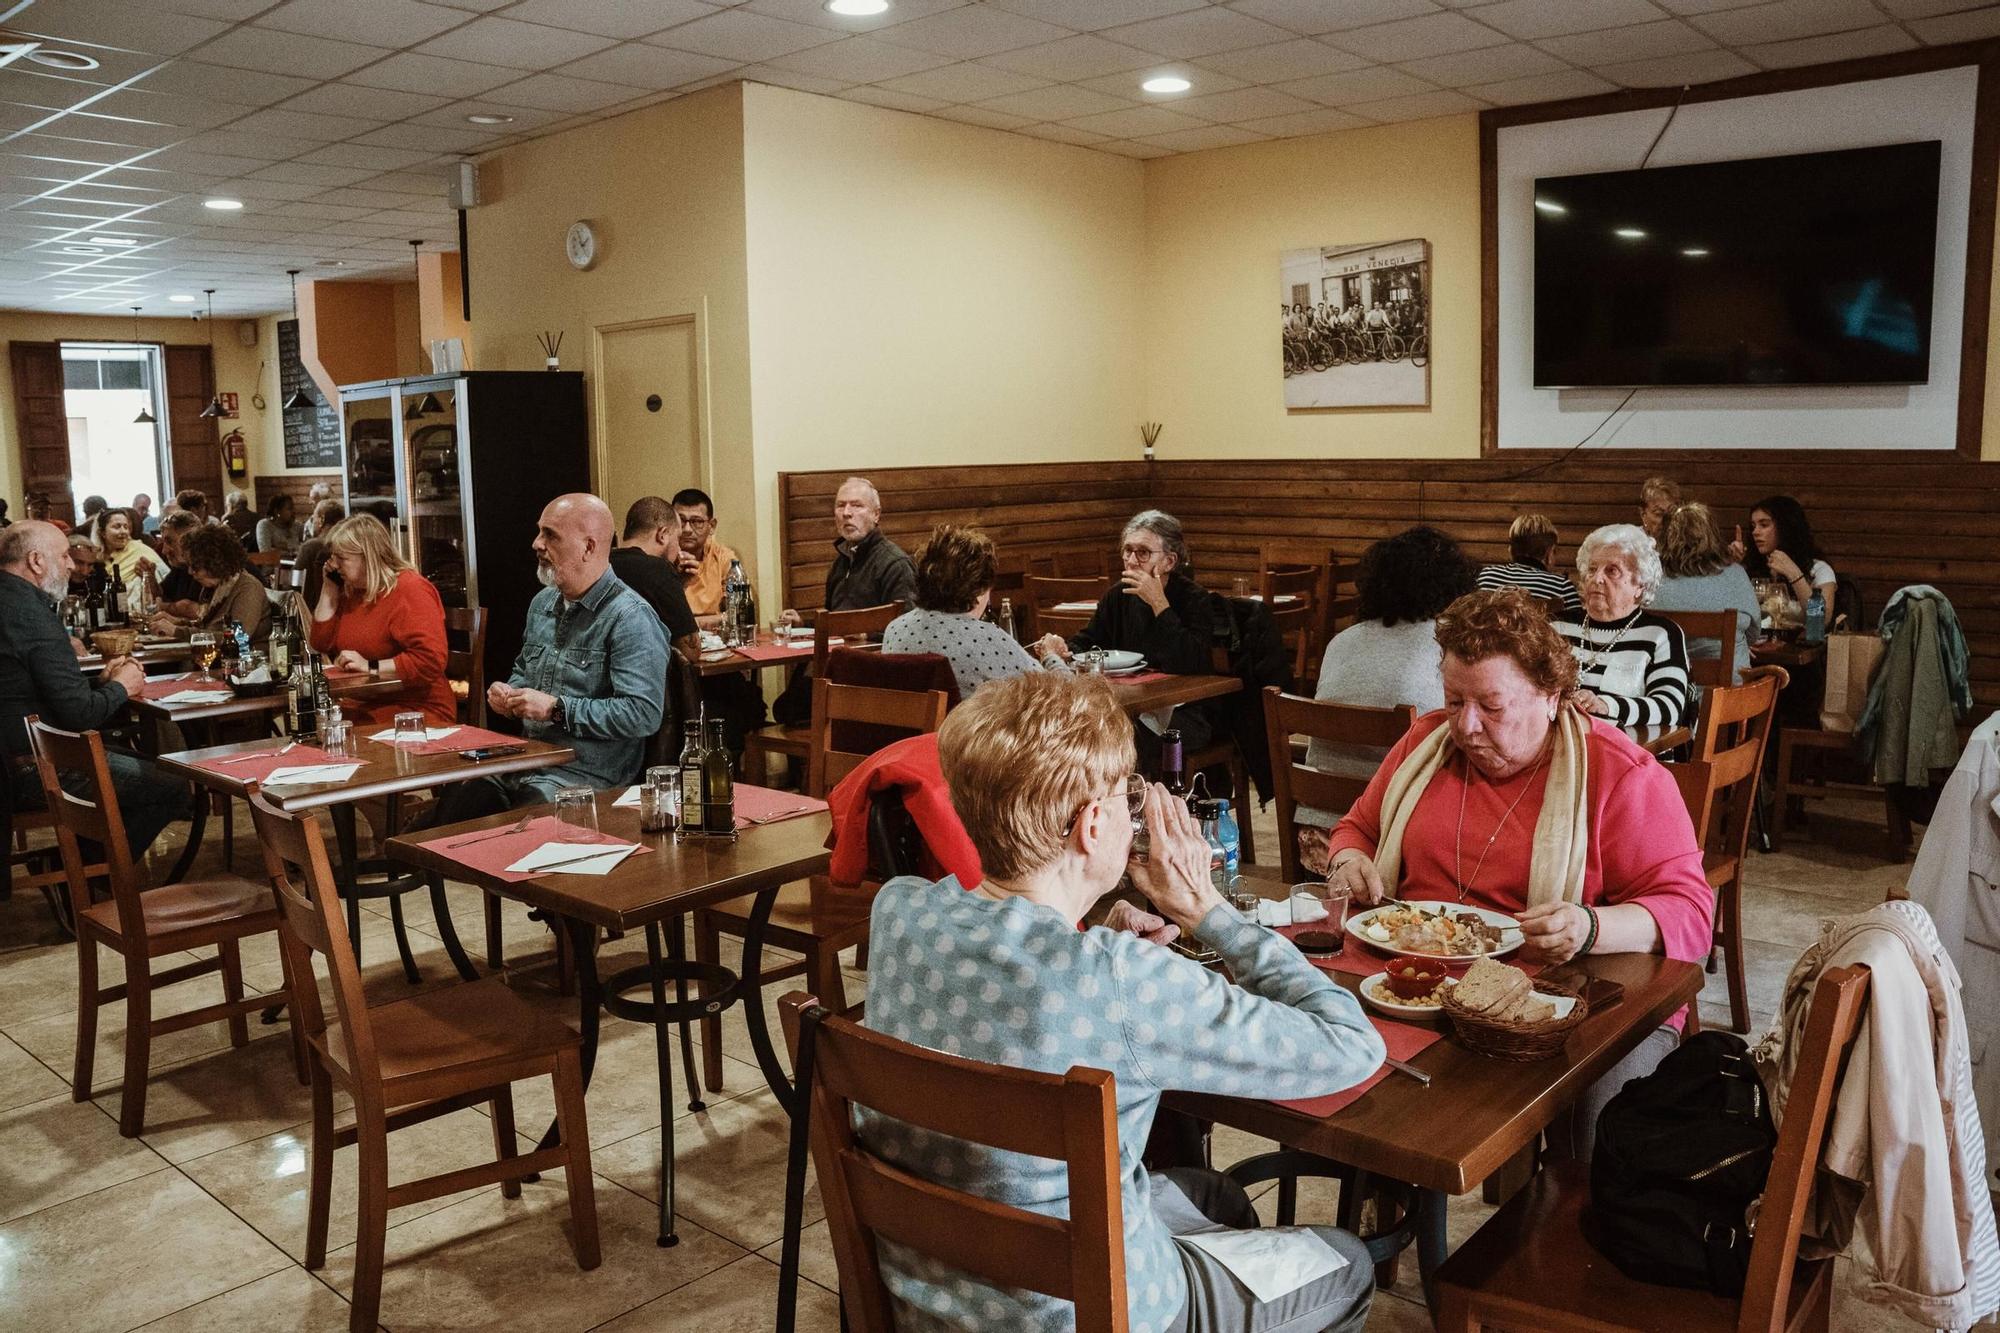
[836,476,881,510]
[1576,523,1662,603]
[1123,509,1191,575]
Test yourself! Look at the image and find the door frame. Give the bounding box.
[587,303,712,500]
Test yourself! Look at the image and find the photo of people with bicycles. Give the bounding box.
[1280,239,1430,409]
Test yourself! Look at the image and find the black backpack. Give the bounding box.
[1584,1032,1776,1296]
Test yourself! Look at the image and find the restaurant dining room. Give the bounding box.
[6,1,2000,1330]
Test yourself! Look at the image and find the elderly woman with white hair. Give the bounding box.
[1557,523,1693,728]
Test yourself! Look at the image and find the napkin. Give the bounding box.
[1174,1229,1349,1303]
[264,763,363,786]
[157,688,234,705]
[1256,897,1329,928]
[368,726,461,743]
[504,840,641,876]
[612,785,643,807]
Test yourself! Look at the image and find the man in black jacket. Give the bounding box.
[609,496,699,654]
[0,522,188,857]
[824,477,915,612]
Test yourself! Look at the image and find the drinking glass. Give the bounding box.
[189,631,218,679]
[554,788,598,842]
[1292,881,1352,935]
[1230,575,1252,597]
[393,710,427,745]
[639,765,679,834]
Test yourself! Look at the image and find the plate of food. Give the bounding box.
[1346,902,1521,961]
[1359,958,1456,1018]
[1097,650,1145,673]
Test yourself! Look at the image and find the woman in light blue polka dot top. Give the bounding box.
[862,671,1385,1333]
[883,523,1070,699]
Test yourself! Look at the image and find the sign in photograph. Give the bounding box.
[279,318,342,468]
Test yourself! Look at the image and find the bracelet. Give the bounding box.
[1578,903,1600,956]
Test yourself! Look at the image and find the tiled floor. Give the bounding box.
[0,796,1931,1330]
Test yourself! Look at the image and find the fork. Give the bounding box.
[212,741,297,765]
[444,813,535,849]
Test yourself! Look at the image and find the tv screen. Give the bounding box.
[1532,141,1942,388]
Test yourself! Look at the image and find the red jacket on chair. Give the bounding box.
[825,731,982,891]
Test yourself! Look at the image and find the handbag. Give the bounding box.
[1818,625,1885,734]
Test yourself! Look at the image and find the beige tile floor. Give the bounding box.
[0,796,1933,1331]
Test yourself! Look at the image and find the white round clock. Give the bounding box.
[565,220,597,270]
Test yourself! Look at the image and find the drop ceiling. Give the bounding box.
[3,0,1994,317]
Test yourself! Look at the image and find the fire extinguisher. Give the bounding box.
[223,428,248,479]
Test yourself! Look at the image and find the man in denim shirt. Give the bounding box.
[434,494,666,822]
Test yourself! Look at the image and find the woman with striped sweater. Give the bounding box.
[1556,524,1692,729]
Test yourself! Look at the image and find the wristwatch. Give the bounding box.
[548,697,567,729]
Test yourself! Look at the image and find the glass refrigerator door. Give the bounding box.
[342,390,399,527]
[401,381,468,608]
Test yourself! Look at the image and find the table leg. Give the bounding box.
[160,721,213,886]
[1416,1187,1448,1314]
[644,922,680,1248]
[736,882,795,1112]
[537,914,602,1154]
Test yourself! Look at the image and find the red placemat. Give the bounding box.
[1110,670,1172,686]
[137,675,233,701]
[418,814,653,883]
[190,744,338,782]
[361,724,516,756]
[730,639,826,664]
[730,783,828,828]
[1272,1016,1445,1117]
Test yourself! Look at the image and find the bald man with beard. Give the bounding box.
[432,494,667,825]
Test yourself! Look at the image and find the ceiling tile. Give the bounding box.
[555,42,735,88]
[1398,40,1566,85]
[1328,12,1513,61]
[1475,0,1671,41]
[1094,138,1171,157]
[646,9,839,62]
[14,0,231,55]
[259,0,471,46]
[1235,105,1376,136]
[1227,0,1444,35]
[928,104,1035,129]
[1651,0,1773,10]
[0,71,112,113]
[269,200,377,220]
[1876,0,1993,16]
[359,168,451,192]
[765,36,958,82]
[482,72,647,113]
[225,107,387,142]
[183,128,324,159]
[416,17,621,69]
[1689,0,1889,44]
[152,0,276,17]
[131,62,318,106]
[314,185,436,208]
[1537,19,1716,63]
[973,83,1134,120]
[1102,8,1298,58]
[1596,47,1758,84]
[298,141,444,169]
[877,61,1051,101]
[137,148,274,176]
[45,115,190,150]
[353,122,499,152]
[1276,64,1435,104]
[1062,103,1206,136]
[1171,85,1322,121]
[986,0,1205,29]
[1742,22,1917,66]
[80,88,249,130]
[192,27,395,79]
[1194,38,1372,83]
[1911,7,2000,39]
[738,0,972,33]
[209,176,322,201]
[983,34,1161,80]
[248,161,380,187]
[496,0,721,39]
[837,86,949,113]
[1469,67,1620,103]
[345,52,522,97]
[871,7,1072,58]
[280,83,452,121]
[1346,87,1487,120]
[1138,123,1272,152]
[1013,120,1114,144]
[409,100,569,130]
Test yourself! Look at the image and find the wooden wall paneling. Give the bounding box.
[9,341,70,521]
[253,471,340,515]
[162,343,221,502]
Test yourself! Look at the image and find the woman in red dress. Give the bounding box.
[307,515,455,727]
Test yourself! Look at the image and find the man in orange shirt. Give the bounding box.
[671,486,738,630]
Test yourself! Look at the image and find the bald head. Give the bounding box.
[0,520,74,598]
[533,493,615,600]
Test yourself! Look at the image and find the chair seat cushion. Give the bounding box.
[325,977,578,1086]
[1436,1160,1827,1332]
[81,876,277,939]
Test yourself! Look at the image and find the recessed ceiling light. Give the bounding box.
[61,246,104,254]
[1142,75,1191,94]
[465,112,514,125]
[1614,227,1646,239]
[95,236,140,245]
[25,48,98,71]
[1533,198,1566,215]
[1681,247,1709,257]
[169,293,196,302]
[204,198,244,211]
[826,0,890,14]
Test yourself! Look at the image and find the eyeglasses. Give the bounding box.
[1121,545,1163,562]
[1063,772,1145,838]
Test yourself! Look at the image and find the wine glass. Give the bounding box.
[189,631,218,679]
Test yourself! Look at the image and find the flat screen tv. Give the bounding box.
[1532,140,1942,388]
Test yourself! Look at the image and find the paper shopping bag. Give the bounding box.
[1818,631,1885,734]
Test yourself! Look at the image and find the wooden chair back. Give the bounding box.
[246,788,379,1091]
[1687,666,1787,867]
[1695,664,1788,764]
[1052,548,1112,579]
[780,992,1129,1332]
[815,603,902,673]
[1735,964,1871,1333]
[1655,608,1741,689]
[445,605,488,728]
[1258,563,1325,684]
[1259,541,1335,571]
[1325,560,1362,637]
[808,678,948,799]
[247,548,285,584]
[1260,688,1417,882]
[989,551,1051,607]
[1026,575,1108,641]
[25,719,143,926]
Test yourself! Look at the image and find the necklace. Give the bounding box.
[1580,608,1644,675]
[1453,744,1551,902]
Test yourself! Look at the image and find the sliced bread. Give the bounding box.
[1455,957,1531,1018]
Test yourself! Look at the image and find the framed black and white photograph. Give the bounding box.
[1281,239,1430,410]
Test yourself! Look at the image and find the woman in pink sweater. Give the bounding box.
[308,515,455,727]
[1327,588,1713,1157]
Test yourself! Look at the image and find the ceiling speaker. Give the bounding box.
[448,161,480,211]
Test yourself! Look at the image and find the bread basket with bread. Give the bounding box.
[1440,957,1588,1061]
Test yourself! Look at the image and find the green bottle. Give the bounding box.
[678,720,704,836]
[701,717,734,837]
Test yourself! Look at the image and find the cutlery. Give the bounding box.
[1383,1056,1431,1087]
[527,845,635,874]
[445,813,534,849]
[213,741,296,765]
[746,805,819,825]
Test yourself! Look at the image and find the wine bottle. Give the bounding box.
[1161,728,1190,803]
[84,572,104,633]
[678,719,705,836]
[311,651,332,721]
[287,652,316,737]
[106,562,126,625]
[701,716,734,836]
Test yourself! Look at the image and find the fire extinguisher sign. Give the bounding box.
[219,392,239,419]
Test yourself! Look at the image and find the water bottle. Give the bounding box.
[1214,799,1241,890]
[1804,589,1826,644]
[997,597,1016,641]
[1194,797,1227,893]
[723,559,749,646]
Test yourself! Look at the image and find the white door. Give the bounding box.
[596,318,702,514]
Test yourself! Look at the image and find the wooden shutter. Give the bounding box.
[162,343,221,503]
[9,341,71,523]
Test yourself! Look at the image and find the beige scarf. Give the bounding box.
[1371,708,1591,906]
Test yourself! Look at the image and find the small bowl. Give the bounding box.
[1384,957,1451,1000]
[90,628,138,657]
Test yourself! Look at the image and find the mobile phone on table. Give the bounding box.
[460,744,527,761]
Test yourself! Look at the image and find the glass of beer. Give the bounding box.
[189,631,218,678]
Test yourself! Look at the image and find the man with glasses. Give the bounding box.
[669,487,738,631]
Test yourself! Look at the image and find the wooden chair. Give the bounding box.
[1052,547,1113,579]
[2,733,90,935]
[1656,608,1743,689]
[1325,560,1362,638]
[1025,574,1109,642]
[26,718,295,1137]
[1259,563,1326,684]
[695,678,949,1093]
[1676,665,1787,1033]
[1435,964,1872,1333]
[742,601,902,781]
[445,605,487,728]
[247,548,285,585]
[778,991,1128,1332]
[1260,542,1338,669]
[247,788,599,1333]
[1261,688,1418,882]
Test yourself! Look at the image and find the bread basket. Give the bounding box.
[1441,975,1588,1061]
[90,627,139,658]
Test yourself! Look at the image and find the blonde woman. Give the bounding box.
[308,514,453,726]
[1651,502,1760,683]
[94,507,166,583]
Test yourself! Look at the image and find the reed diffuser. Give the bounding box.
[537,330,563,371]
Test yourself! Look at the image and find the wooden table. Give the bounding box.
[1107,672,1242,713]
[680,635,875,678]
[79,638,193,672]
[1623,722,1692,756]
[1752,638,1824,669]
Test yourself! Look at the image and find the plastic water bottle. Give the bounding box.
[1804,589,1826,644]
[1214,799,1241,890]
[723,559,749,646]
[1194,798,1228,893]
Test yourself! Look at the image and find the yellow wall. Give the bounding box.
[0,309,284,509]
[1142,114,1483,461]
[739,83,1147,603]
[418,251,472,368]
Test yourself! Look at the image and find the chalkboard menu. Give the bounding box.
[279,318,342,469]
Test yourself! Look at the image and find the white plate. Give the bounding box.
[1359,970,1455,1018]
[1098,650,1144,671]
[1346,902,1522,961]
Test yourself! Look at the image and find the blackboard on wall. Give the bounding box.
[279,318,343,469]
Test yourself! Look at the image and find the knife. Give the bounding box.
[527,845,637,874]
[1383,1056,1431,1087]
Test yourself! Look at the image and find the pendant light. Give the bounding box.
[403,240,443,419]
[130,305,156,424]
[197,289,225,418]
[280,269,315,413]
